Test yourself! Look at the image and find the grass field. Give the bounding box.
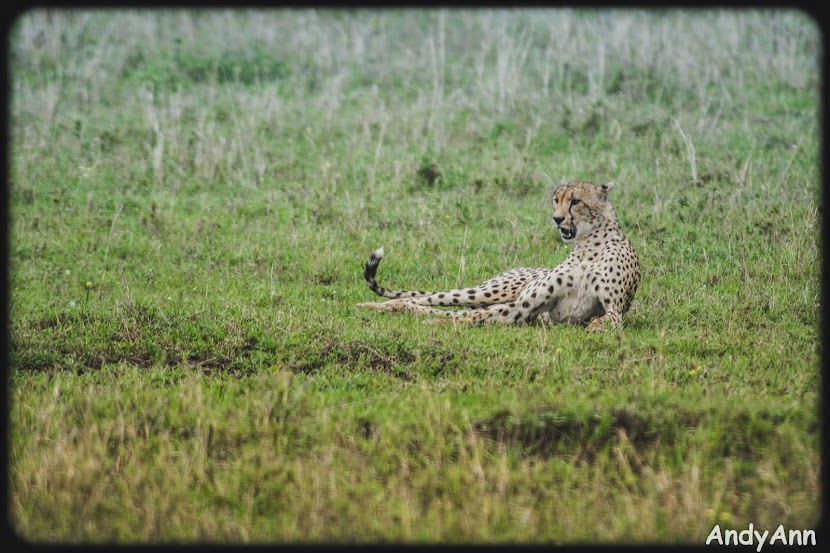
[8,8,821,543]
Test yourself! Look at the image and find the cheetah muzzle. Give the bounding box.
[558,224,576,242]
[357,181,641,331]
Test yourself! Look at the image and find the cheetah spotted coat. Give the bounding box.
[357,181,640,332]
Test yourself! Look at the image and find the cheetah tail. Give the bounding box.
[363,247,430,300]
[364,247,391,297]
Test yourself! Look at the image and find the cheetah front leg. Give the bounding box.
[586,310,621,332]
[585,287,628,332]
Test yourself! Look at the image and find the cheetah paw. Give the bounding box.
[586,319,606,333]
[423,318,450,325]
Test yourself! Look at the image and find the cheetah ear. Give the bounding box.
[599,181,614,199]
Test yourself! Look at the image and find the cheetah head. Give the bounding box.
[552,181,615,243]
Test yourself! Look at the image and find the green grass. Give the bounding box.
[8,8,821,543]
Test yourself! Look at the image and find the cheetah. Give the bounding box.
[356,181,640,332]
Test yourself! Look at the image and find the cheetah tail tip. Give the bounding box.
[364,247,386,295]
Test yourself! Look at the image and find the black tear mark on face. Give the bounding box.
[566,197,579,230]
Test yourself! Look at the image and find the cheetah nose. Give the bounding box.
[553,216,565,225]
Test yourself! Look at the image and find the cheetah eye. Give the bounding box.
[571,199,581,206]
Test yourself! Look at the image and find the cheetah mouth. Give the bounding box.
[559,226,576,241]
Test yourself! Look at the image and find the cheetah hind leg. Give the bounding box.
[422,306,498,325]
[355,299,418,313]
[356,299,472,317]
